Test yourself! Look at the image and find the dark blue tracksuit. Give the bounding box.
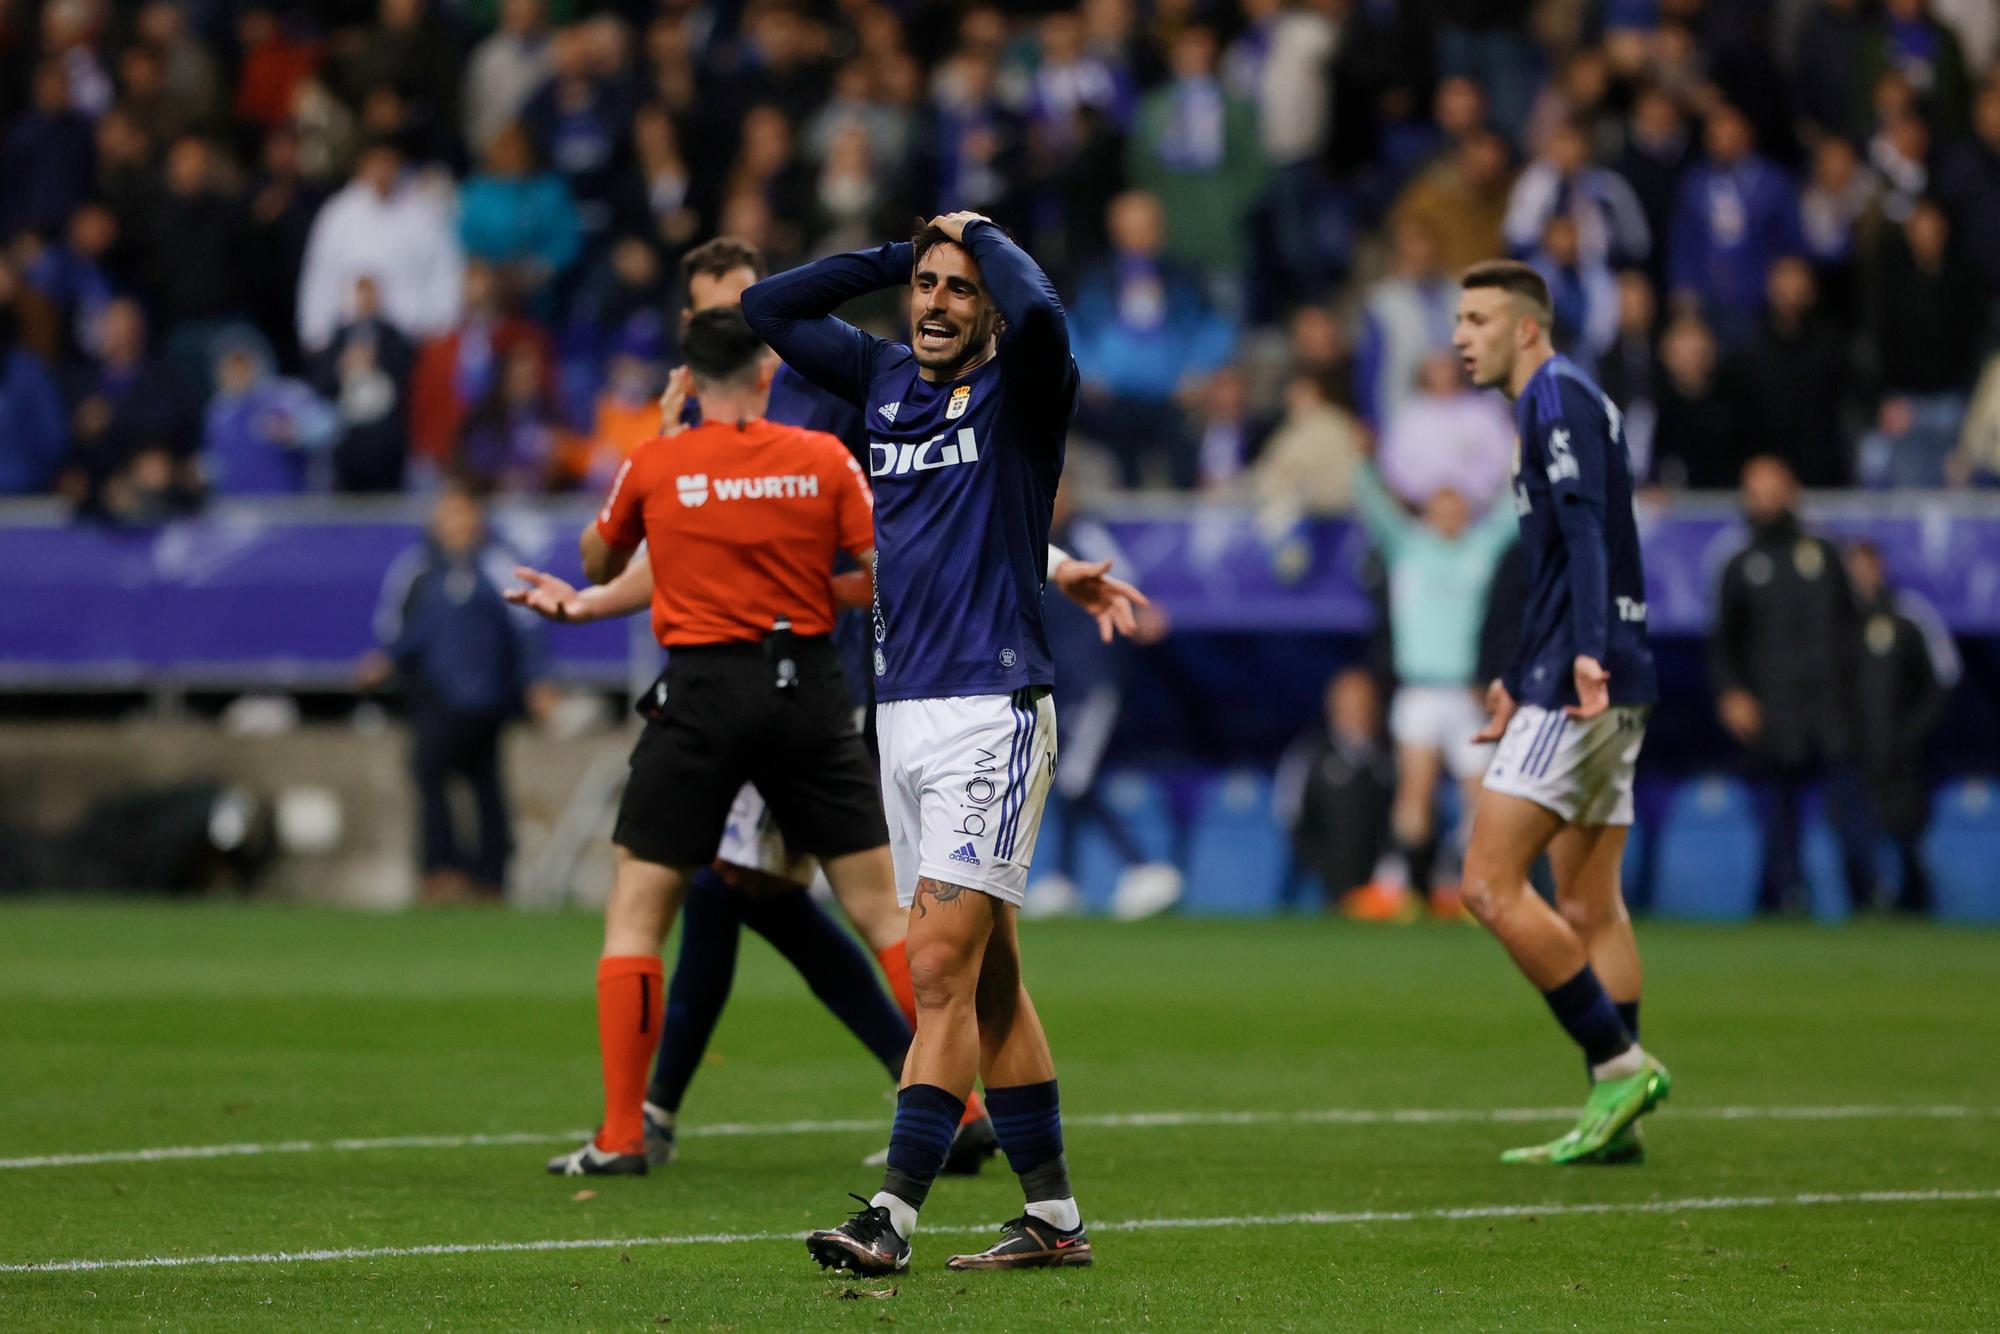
[375,539,545,888]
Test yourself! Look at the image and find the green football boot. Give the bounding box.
[1500,1058,1670,1165]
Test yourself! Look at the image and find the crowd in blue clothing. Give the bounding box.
[2,0,2000,518]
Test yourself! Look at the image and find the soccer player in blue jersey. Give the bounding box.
[744,214,1092,1274]
[1452,260,1672,1165]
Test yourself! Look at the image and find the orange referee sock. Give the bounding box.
[875,939,987,1126]
[596,955,664,1154]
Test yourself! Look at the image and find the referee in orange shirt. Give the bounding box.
[549,307,897,1175]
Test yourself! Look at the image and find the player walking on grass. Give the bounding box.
[1453,260,1671,1166]
[744,213,1091,1274]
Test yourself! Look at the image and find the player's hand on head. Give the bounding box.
[1473,678,1516,743]
[1052,556,1153,643]
[658,365,693,437]
[1567,656,1610,720]
[928,212,992,243]
[506,565,582,622]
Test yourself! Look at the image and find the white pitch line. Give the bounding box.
[0,1104,1990,1172]
[6,1188,1997,1275]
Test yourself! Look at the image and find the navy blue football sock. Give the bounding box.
[880,1083,965,1212]
[646,868,743,1113]
[986,1079,1072,1203]
[1541,965,1634,1069]
[1617,999,1640,1040]
[739,887,911,1079]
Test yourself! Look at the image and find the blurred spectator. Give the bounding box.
[0,263,65,496]
[1737,257,1853,488]
[1651,314,1746,489]
[924,44,1023,220]
[1529,215,1620,372]
[232,7,324,134]
[296,138,463,356]
[408,261,552,469]
[1287,303,1357,410]
[1126,24,1267,279]
[574,320,665,490]
[312,276,414,493]
[1190,367,1269,493]
[1934,0,1997,70]
[804,58,910,172]
[1859,199,1985,487]
[1504,115,1652,270]
[40,0,114,118]
[464,0,554,159]
[1072,190,1236,489]
[1868,108,1933,226]
[1668,105,1803,344]
[200,332,336,496]
[147,137,251,389]
[1390,129,1515,276]
[2,61,95,241]
[811,124,890,257]
[1019,10,1132,145]
[1613,86,1694,291]
[609,102,700,256]
[244,127,326,374]
[458,123,582,309]
[1934,83,2000,334]
[456,340,573,492]
[520,18,633,245]
[1863,0,1972,140]
[1248,372,1365,523]
[1596,270,1659,479]
[134,2,219,133]
[332,0,459,161]
[1355,217,1456,430]
[1378,353,1515,513]
[1847,540,1956,913]
[1792,0,1872,141]
[1710,457,1874,914]
[362,479,550,903]
[63,298,197,510]
[1426,0,1539,142]
[18,203,118,365]
[722,104,815,267]
[1799,135,1878,324]
[1350,454,1515,915]
[1276,668,1394,913]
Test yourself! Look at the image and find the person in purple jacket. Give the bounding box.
[1668,104,1804,346]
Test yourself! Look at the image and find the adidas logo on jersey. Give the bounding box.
[878,401,900,423]
[948,842,981,866]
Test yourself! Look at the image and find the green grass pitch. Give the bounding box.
[2,903,1996,1330]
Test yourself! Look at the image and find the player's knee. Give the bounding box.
[1558,894,1624,938]
[1457,855,1518,925]
[907,935,979,1012]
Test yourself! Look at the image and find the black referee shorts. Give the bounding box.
[613,637,887,870]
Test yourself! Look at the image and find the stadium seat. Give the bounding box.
[1181,770,1287,916]
[1799,795,1854,925]
[1071,771,1178,913]
[1924,779,2000,923]
[1651,775,1761,921]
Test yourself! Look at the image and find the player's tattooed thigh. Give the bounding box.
[913,877,969,918]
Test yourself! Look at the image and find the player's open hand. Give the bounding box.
[1473,678,1516,743]
[928,211,993,244]
[1567,655,1611,720]
[506,566,582,622]
[658,365,693,437]
[1052,557,1154,644]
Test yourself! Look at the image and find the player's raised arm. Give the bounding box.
[952,215,1073,383]
[741,243,911,407]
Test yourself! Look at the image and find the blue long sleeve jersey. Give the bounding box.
[1506,355,1658,710]
[743,224,1076,703]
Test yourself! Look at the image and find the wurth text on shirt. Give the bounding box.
[675,473,825,507]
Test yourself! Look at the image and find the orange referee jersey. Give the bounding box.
[595,418,874,648]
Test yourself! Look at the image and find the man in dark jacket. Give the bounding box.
[1846,540,1955,913]
[1737,258,1852,487]
[1709,457,1874,913]
[363,479,550,902]
[1277,668,1395,912]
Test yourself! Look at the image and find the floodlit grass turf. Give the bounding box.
[1,905,1996,1330]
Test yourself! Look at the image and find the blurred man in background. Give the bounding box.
[1847,540,1957,913]
[1710,457,1874,913]
[363,477,549,903]
[1276,668,1394,912]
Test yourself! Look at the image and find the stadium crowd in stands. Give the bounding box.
[2,0,2000,516]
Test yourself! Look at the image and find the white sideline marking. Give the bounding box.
[6,1188,1996,1275]
[0,1104,1990,1172]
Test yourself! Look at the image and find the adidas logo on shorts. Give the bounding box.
[948,842,981,867]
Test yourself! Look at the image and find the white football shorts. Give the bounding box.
[1482,703,1649,827]
[715,783,818,885]
[1388,684,1493,781]
[877,689,1058,909]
